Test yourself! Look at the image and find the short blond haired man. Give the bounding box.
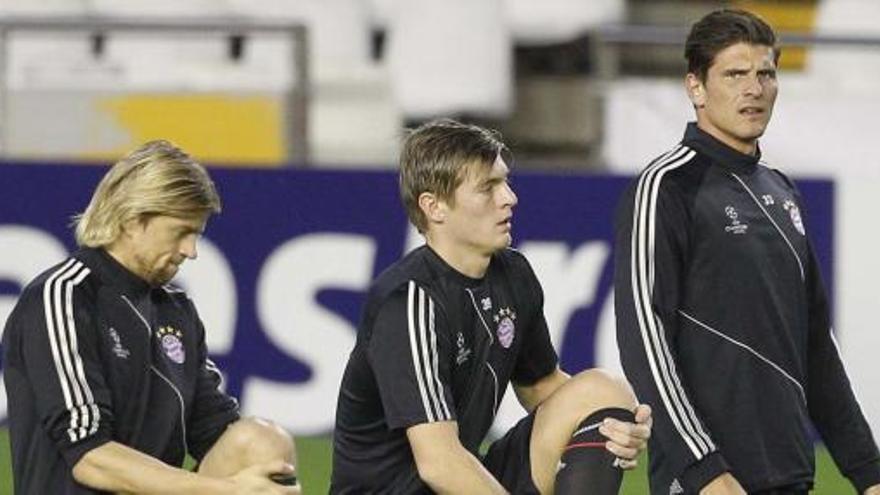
[332,120,652,494]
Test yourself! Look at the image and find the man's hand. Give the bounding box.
[229,461,301,494]
[598,403,652,470]
[699,473,746,495]
[864,484,880,495]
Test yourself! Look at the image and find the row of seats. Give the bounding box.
[2,0,876,167]
[0,0,625,118]
[0,0,625,165]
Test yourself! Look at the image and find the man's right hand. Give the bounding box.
[699,472,746,495]
[229,461,301,494]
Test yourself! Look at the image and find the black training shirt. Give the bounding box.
[331,245,558,493]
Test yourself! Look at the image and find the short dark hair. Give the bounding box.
[685,8,779,81]
[399,119,510,233]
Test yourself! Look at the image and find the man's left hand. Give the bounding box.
[864,484,880,495]
[598,404,652,470]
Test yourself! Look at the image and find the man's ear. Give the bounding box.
[418,192,447,225]
[119,215,147,238]
[685,73,706,108]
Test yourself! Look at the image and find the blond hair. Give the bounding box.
[399,119,509,233]
[73,140,221,247]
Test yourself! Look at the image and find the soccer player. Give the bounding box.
[614,8,880,495]
[2,141,299,494]
[331,119,652,494]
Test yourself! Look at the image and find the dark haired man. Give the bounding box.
[614,8,880,495]
[332,119,653,494]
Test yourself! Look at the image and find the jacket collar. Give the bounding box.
[76,247,153,298]
[682,122,761,174]
[421,245,488,288]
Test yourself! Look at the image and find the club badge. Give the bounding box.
[156,326,185,364]
[493,307,517,349]
[783,199,806,236]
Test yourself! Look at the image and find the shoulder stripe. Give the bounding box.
[417,288,450,420]
[406,282,434,421]
[426,295,451,419]
[42,259,78,441]
[43,259,98,442]
[629,145,717,459]
[406,282,451,423]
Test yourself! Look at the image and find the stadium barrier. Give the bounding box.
[0,162,834,435]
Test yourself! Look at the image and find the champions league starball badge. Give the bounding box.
[493,307,517,349]
[157,326,186,364]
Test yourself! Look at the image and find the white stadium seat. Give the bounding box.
[86,0,235,90]
[226,0,401,166]
[503,0,624,45]
[0,0,97,90]
[386,0,512,120]
[226,0,373,83]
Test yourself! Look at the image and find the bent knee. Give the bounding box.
[560,369,636,413]
[221,417,296,463]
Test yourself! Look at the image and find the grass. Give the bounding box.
[0,428,852,494]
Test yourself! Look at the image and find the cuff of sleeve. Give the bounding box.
[845,459,880,493]
[680,451,731,493]
[188,409,242,461]
[61,431,113,469]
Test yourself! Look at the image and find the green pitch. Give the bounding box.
[0,428,852,494]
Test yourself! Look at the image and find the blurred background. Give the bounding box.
[0,0,878,493]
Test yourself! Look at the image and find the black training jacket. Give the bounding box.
[2,247,239,494]
[614,123,880,494]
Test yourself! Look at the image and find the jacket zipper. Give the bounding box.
[121,295,189,455]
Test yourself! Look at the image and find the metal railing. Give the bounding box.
[0,15,309,164]
[591,23,880,78]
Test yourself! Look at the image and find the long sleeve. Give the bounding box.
[803,239,880,492]
[613,172,728,492]
[6,260,113,468]
[185,302,240,461]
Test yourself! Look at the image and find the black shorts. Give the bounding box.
[482,412,541,494]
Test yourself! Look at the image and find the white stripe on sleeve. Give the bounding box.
[407,281,436,422]
[406,282,451,422]
[630,146,716,458]
[43,259,97,442]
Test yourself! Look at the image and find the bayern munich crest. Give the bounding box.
[493,307,517,349]
[157,326,186,364]
[783,199,806,236]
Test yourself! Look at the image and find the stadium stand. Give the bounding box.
[225,0,401,166]
[88,0,236,89]
[500,0,624,169]
[1,0,95,91]
[0,0,878,170]
[385,0,512,121]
